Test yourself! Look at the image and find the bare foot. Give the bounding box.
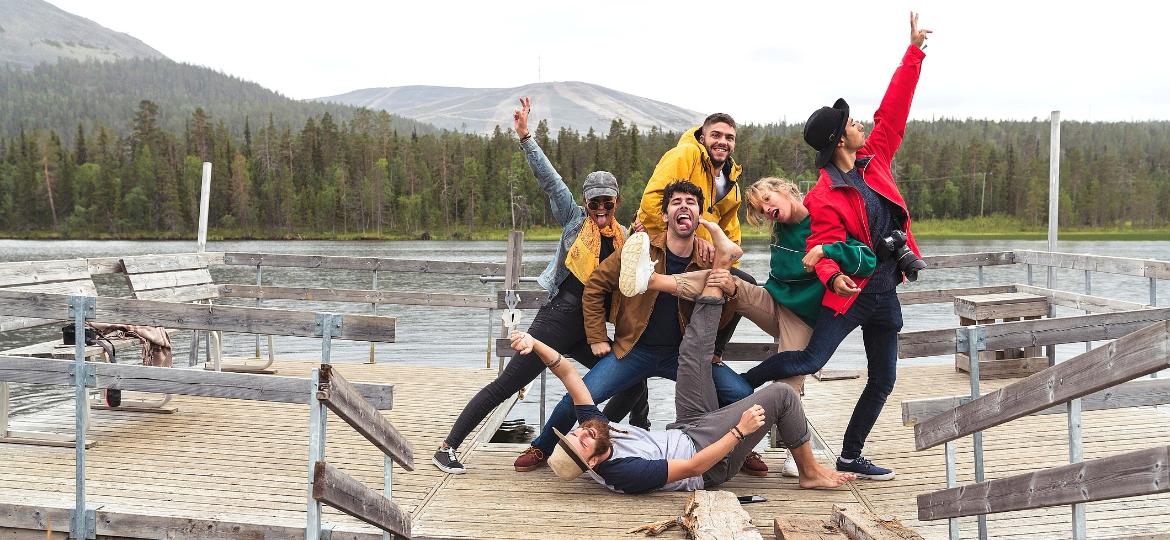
[698,219,742,269]
[798,462,856,489]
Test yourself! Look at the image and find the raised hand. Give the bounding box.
[510,330,535,355]
[910,11,932,49]
[513,96,532,139]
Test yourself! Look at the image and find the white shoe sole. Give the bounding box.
[619,232,653,297]
[432,456,467,475]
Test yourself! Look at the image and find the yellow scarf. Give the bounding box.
[565,216,626,284]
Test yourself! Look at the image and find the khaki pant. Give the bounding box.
[673,270,812,353]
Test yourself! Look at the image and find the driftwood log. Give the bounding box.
[628,490,762,539]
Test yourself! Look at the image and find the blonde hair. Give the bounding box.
[744,177,803,226]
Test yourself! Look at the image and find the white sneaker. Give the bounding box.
[781,454,799,478]
[619,232,655,297]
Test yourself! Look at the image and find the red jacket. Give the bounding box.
[804,44,925,315]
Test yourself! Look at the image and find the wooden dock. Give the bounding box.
[3,361,1168,539]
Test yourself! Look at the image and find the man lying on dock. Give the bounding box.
[507,223,854,493]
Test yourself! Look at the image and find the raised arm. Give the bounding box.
[516,97,582,226]
[861,12,930,163]
[511,331,594,406]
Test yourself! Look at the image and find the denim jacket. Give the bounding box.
[520,137,603,298]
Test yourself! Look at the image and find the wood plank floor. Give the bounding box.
[2,362,1169,539]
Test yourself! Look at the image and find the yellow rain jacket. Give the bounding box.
[636,127,743,247]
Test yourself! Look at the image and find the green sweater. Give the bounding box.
[761,216,877,327]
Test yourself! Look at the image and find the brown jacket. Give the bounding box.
[583,232,736,359]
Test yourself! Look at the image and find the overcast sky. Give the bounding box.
[47,0,1170,124]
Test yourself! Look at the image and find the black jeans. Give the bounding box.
[713,267,755,358]
[741,290,902,459]
[441,291,649,449]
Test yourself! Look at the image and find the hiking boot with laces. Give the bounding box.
[836,455,895,480]
[740,451,769,477]
[432,446,466,474]
[514,446,547,472]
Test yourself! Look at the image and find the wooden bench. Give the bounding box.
[954,292,1050,379]
[121,254,274,373]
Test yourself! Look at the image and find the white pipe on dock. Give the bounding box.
[197,162,212,253]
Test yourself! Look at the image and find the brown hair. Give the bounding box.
[661,180,705,215]
[579,418,620,461]
[744,177,803,227]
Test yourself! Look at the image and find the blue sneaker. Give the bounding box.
[836,456,895,480]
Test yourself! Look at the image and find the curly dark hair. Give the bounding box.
[702,112,736,130]
[660,180,705,214]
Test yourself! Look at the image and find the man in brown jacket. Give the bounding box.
[515,181,758,473]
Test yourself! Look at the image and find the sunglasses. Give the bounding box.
[587,199,616,211]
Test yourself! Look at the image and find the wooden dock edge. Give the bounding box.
[0,501,389,540]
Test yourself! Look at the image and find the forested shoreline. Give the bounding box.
[2,87,1168,239]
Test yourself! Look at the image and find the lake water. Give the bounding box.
[2,238,1168,429]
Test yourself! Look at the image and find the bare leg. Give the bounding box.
[699,219,742,269]
[791,442,855,488]
[646,273,678,295]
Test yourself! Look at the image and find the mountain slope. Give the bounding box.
[0,0,166,69]
[315,81,704,134]
[0,57,434,139]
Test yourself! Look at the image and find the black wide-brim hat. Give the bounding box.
[803,98,850,169]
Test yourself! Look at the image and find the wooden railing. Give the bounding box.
[0,290,398,539]
[308,364,414,539]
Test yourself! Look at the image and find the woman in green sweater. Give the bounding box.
[622,176,875,382]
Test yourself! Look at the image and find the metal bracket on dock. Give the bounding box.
[313,313,343,337]
[67,295,97,322]
[955,325,987,352]
[68,363,97,387]
[70,503,98,539]
[319,523,336,540]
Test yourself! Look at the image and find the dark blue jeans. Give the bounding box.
[741,290,902,459]
[530,344,753,455]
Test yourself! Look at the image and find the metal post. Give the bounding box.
[68,295,96,540]
[255,265,262,358]
[188,329,199,367]
[1047,111,1060,290]
[539,369,547,428]
[1151,276,1158,307]
[197,162,211,253]
[369,270,378,364]
[966,325,988,540]
[306,368,324,540]
[1069,394,1085,539]
[977,265,984,287]
[383,455,393,540]
[945,441,959,540]
[1026,264,1033,286]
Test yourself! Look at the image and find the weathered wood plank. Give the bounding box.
[0,290,395,342]
[0,259,90,287]
[0,355,394,409]
[897,328,956,359]
[1014,250,1170,280]
[954,353,1048,379]
[132,283,221,302]
[220,283,496,309]
[224,252,504,276]
[0,279,98,331]
[914,321,1170,450]
[313,461,411,538]
[120,253,208,274]
[685,490,762,540]
[980,307,1170,351]
[897,285,1016,306]
[318,364,413,470]
[1013,284,1150,313]
[917,445,1170,520]
[922,251,1015,269]
[953,292,1049,320]
[832,504,924,540]
[127,268,214,293]
[0,501,386,540]
[774,518,848,539]
[902,376,1170,426]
